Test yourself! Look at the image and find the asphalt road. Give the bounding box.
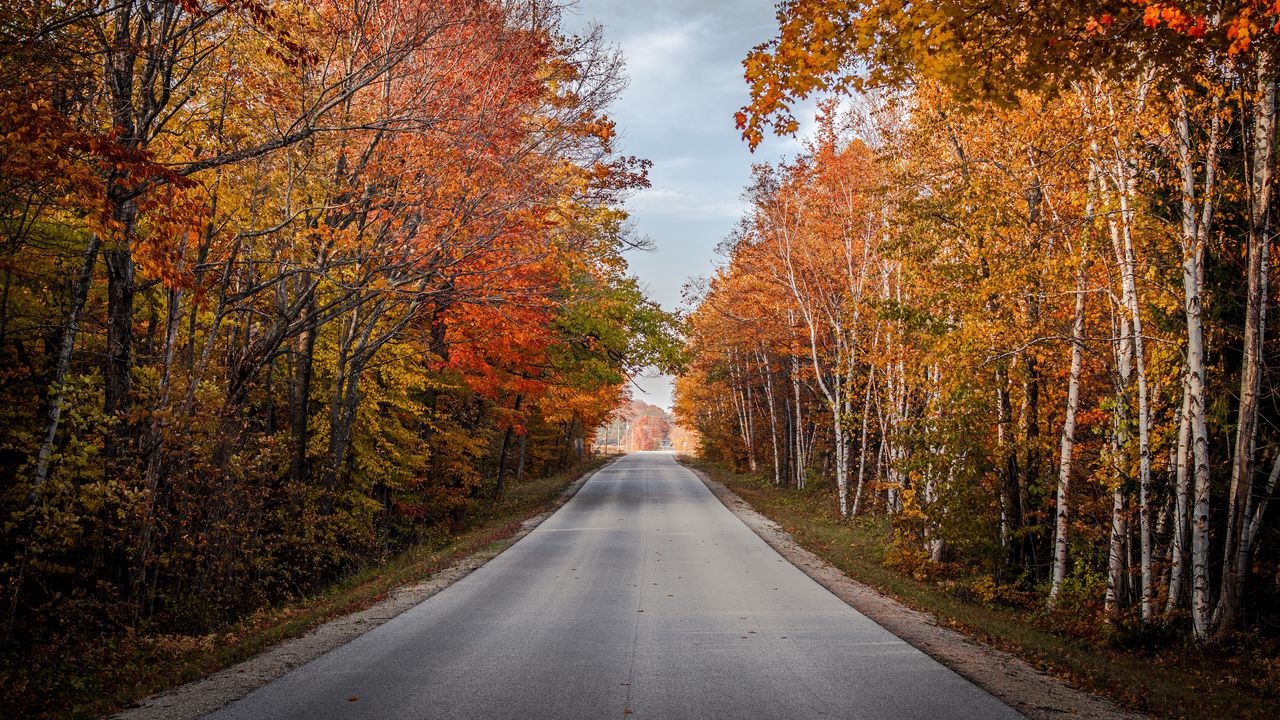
[207,452,1025,720]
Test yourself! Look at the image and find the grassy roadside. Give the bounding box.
[7,458,609,720]
[683,457,1279,720]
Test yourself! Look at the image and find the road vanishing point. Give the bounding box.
[207,452,1025,719]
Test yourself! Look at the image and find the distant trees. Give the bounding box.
[680,1,1280,642]
[594,400,673,451]
[0,0,678,659]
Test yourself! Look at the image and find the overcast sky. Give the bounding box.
[565,0,815,411]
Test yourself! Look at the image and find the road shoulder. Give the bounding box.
[111,460,611,720]
[687,464,1145,720]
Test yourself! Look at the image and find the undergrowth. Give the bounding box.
[1,458,607,720]
[685,458,1280,720]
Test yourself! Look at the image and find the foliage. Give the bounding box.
[0,1,679,712]
[693,458,1280,720]
[680,0,1280,653]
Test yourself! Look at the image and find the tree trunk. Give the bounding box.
[31,232,102,494]
[1050,260,1086,607]
[1167,378,1192,615]
[495,395,522,497]
[791,351,805,488]
[133,281,185,617]
[852,364,874,517]
[1106,299,1134,621]
[103,202,138,457]
[289,298,317,494]
[1119,177,1155,623]
[495,424,515,496]
[1174,82,1219,639]
[833,402,848,517]
[515,431,529,485]
[1217,51,1276,637]
[996,364,1019,549]
[744,365,757,472]
[758,349,782,486]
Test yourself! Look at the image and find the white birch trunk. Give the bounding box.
[758,349,783,486]
[1167,377,1192,615]
[1173,87,1219,633]
[1050,259,1087,607]
[852,363,874,517]
[1217,51,1276,636]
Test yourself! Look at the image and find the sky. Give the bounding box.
[564,1,817,412]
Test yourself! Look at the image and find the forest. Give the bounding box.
[592,399,675,452]
[678,0,1280,648]
[0,0,679,707]
[9,0,1280,716]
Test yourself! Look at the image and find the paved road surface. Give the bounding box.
[208,452,1024,719]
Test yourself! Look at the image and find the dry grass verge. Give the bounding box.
[5,458,610,720]
[684,457,1279,720]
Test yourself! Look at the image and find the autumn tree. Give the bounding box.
[0,3,680,711]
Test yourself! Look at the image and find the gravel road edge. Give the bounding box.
[110,459,612,720]
[687,463,1146,720]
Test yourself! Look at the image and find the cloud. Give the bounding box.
[565,1,838,409]
[619,22,701,80]
[653,156,696,170]
[626,188,748,222]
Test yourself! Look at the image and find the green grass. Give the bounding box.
[4,458,607,720]
[685,457,1280,720]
